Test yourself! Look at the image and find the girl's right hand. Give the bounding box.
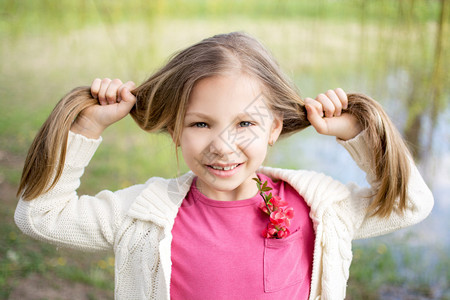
[304,88,362,141]
[71,78,137,139]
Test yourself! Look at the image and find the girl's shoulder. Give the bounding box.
[258,166,348,193]
[257,165,352,213]
[120,172,196,197]
[121,172,196,220]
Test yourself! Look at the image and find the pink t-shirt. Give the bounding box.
[170,174,315,299]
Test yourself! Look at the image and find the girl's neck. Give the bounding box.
[194,175,260,201]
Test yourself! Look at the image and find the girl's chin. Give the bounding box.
[196,171,259,200]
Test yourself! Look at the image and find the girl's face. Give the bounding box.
[178,73,282,201]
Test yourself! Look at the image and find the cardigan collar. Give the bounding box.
[126,172,196,227]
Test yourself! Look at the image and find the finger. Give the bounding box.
[91,78,101,99]
[335,88,348,110]
[305,103,328,135]
[105,78,123,105]
[325,89,342,116]
[98,78,112,105]
[117,81,136,103]
[304,97,324,117]
[316,93,335,118]
[117,86,137,115]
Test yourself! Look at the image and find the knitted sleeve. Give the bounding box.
[14,131,144,252]
[337,131,434,239]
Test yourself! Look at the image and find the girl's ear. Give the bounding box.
[269,116,283,145]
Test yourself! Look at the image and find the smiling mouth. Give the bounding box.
[207,163,242,171]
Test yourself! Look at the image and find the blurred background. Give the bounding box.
[0,0,449,299]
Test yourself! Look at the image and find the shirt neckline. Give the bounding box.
[190,176,265,208]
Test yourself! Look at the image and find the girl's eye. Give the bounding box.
[193,122,208,128]
[239,121,253,127]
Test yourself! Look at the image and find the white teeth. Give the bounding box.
[211,164,239,171]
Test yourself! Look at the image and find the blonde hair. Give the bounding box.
[17,32,410,217]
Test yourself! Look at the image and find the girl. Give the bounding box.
[15,32,433,299]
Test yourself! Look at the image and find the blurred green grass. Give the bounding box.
[0,0,440,37]
[1,1,448,299]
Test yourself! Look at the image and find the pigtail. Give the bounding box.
[345,93,411,217]
[17,70,190,201]
[17,87,97,200]
[279,101,310,135]
[278,92,411,217]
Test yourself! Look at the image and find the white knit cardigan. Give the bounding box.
[15,131,434,299]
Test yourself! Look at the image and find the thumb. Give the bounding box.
[117,82,137,114]
[305,103,328,135]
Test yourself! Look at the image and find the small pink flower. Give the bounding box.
[259,200,268,213]
[277,226,290,239]
[262,223,278,238]
[259,199,272,215]
[270,209,288,226]
[285,207,294,219]
[271,195,288,208]
[270,207,294,227]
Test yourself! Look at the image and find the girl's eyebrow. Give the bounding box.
[184,112,212,119]
[236,112,256,119]
[185,111,258,121]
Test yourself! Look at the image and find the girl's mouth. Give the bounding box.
[206,163,243,177]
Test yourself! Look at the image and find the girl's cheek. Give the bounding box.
[183,131,210,150]
[252,126,272,143]
[237,130,269,150]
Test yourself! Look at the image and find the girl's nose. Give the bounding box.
[208,132,239,158]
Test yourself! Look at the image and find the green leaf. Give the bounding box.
[252,177,261,184]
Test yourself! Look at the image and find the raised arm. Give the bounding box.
[304,89,433,236]
[15,79,139,251]
[17,78,136,201]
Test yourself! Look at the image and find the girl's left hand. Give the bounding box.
[304,88,362,140]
